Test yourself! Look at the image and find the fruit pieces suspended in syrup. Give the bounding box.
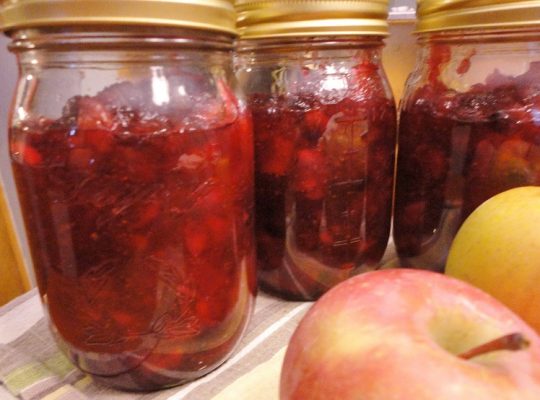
[394,45,540,263]
[252,61,396,299]
[10,76,255,389]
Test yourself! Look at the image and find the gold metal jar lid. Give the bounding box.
[416,0,540,33]
[0,0,237,35]
[236,0,389,39]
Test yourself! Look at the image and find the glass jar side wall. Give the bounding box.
[237,37,397,300]
[8,28,256,391]
[394,29,540,271]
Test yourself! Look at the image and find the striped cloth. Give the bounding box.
[0,245,398,400]
[0,290,311,400]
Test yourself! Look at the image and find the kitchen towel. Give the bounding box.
[0,290,310,400]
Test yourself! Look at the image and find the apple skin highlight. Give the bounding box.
[280,269,540,400]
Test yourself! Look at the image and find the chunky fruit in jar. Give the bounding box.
[10,77,256,390]
[394,46,540,271]
[252,62,396,300]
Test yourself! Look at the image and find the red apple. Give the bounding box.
[280,269,540,400]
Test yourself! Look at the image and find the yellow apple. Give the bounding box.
[445,186,540,333]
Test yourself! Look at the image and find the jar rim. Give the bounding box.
[8,27,235,53]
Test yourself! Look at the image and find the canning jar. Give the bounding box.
[1,0,255,391]
[394,0,540,271]
[236,1,397,300]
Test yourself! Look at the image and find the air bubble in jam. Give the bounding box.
[10,78,256,391]
[251,62,396,300]
[394,49,540,270]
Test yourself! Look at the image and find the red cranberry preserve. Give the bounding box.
[235,0,396,300]
[394,43,540,270]
[10,77,256,390]
[248,64,396,300]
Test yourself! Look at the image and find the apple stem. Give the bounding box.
[459,332,530,360]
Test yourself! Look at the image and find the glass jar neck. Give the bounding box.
[8,26,234,53]
[9,27,235,69]
[417,27,540,46]
[237,35,385,53]
[408,27,540,96]
[236,35,385,69]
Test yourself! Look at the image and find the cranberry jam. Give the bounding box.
[394,43,540,270]
[248,61,396,300]
[235,0,396,300]
[10,77,256,390]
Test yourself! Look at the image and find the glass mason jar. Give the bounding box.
[1,0,255,391]
[394,0,540,271]
[236,1,397,300]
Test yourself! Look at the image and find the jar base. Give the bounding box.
[397,257,445,273]
[259,280,321,302]
[88,360,227,392]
